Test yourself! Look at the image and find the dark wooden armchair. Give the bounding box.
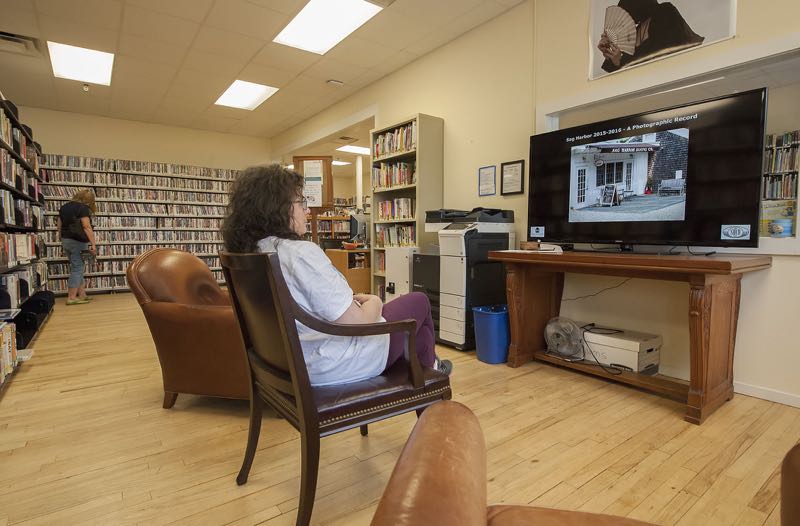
[220,251,451,526]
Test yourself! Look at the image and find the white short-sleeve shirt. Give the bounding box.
[257,237,390,386]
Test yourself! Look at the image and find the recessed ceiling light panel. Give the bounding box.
[47,41,114,85]
[215,80,279,110]
[336,145,371,155]
[273,0,382,55]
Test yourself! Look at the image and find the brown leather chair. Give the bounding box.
[128,248,249,408]
[784,442,800,525]
[372,401,657,526]
[220,251,451,526]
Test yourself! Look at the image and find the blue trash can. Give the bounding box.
[472,305,510,364]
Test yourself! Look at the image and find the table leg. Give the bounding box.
[686,274,742,424]
[505,264,564,368]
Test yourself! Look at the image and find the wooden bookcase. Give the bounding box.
[370,114,443,298]
[40,156,238,295]
[0,94,51,393]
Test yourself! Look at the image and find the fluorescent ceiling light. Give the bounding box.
[332,160,351,166]
[47,41,114,85]
[336,145,371,155]
[273,0,382,55]
[215,80,278,110]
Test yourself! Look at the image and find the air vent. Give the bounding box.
[0,32,42,58]
[339,136,357,141]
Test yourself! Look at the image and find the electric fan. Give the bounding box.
[603,5,637,56]
[544,317,585,361]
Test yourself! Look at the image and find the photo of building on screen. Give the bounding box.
[568,128,689,223]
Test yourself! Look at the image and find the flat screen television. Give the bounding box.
[528,88,767,248]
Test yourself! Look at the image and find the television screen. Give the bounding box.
[528,88,767,248]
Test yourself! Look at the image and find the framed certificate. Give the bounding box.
[478,165,496,197]
[500,160,525,195]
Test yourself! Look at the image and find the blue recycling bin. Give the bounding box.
[472,305,510,364]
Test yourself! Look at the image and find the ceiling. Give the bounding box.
[0,0,524,138]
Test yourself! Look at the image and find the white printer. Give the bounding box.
[425,208,515,349]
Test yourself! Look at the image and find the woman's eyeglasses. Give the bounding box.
[293,197,309,210]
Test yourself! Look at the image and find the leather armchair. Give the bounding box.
[127,248,249,407]
[372,401,656,526]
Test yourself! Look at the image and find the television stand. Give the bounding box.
[488,250,772,424]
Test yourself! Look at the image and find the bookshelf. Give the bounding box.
[369,114,443,299]
[0,94,52,392]
[761,130,799,238]
[41,155,239,295]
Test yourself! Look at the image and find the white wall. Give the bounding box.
[19,107,271,170]
[270,1,535,243]
[535,0,800,406]
[267,0,800,406]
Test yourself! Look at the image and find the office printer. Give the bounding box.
[423,208,515,350]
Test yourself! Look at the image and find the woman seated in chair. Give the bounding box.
[222,164,452,386]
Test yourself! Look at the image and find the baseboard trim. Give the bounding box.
[654,367,800,408]
[733,381,800,409]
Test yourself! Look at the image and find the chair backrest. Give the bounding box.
[127,248,229,306]
[220,251,316,426]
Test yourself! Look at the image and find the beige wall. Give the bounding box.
[333,176,356,200]
[270,1,535,238]
[19,107,271,170]
[533,0,800,405]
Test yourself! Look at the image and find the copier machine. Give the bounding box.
[423,208,515,350]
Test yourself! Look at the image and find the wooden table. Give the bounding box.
[488,251,772,424]
[325,249,371,294]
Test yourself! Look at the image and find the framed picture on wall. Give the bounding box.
[500,160,525,195]
[589,0,736,80]
[478,165,496,196]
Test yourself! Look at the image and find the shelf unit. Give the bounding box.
[41,156,239,295]
[0,94,52,393]
[761,131,799,238]
[369,114,443,299]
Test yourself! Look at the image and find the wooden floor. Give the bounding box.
[0,294,797,526]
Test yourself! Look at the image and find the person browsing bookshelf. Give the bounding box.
[56,189,97,305]
[222,164,452,386]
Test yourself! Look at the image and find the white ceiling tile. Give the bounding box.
[251,42,320,73]
[494,0,524,7]
[229,118,278,137]
[372,50,418,75]
[451,1,508,34]
[405,21,467,56]
[243,0,305,16]
[391,0,482,19]
[238,63,296,88]
[191,26,266,59]
[169,68,232,100]
[263,87,319,109]
[203,105,252,121]
[0,0,40,38]
[181,48,248,78]
[325,37,400,69]
[54,79,112,115]
[122,5,200,47]
[35,0,123,31]
[38,15,118,52]
[0,72,55,110]
[205,0,289,41]
[125,0,215,23]
[118,33,190,67]
[151,107,200,129]
[351,11,428,50]
[0,50,52,78]
[281,74,337,97]
[303,58,368,84]
[112,55,177,84]
[347,68,387,90]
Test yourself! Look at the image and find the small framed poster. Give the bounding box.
[500,160,525,195]
[478,165,496,197]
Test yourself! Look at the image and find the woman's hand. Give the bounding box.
[354,293,381,305]
[88,244,97,256]
[598,31,623,67]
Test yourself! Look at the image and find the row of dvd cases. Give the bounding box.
[41,155,238,295]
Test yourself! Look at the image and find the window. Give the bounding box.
[596,161,625,186]
[577,168,586,203]
[596,164,605,187]
[625,162,632,190]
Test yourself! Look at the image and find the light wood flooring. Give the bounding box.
[0,293,797,525]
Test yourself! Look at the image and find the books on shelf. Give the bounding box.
[763,144,799,173]
[373,121,417,159]
[761,130,800,238]
[43,154,239,180]
[375,224,415,247]
[372,162,416,189]
[377,198,415,221]
[0,321,17,387]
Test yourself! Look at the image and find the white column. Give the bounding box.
[356,156,364,210]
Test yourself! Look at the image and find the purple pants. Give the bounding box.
[382,292,436,370]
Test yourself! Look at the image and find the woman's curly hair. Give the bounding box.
[222,164,304,252]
